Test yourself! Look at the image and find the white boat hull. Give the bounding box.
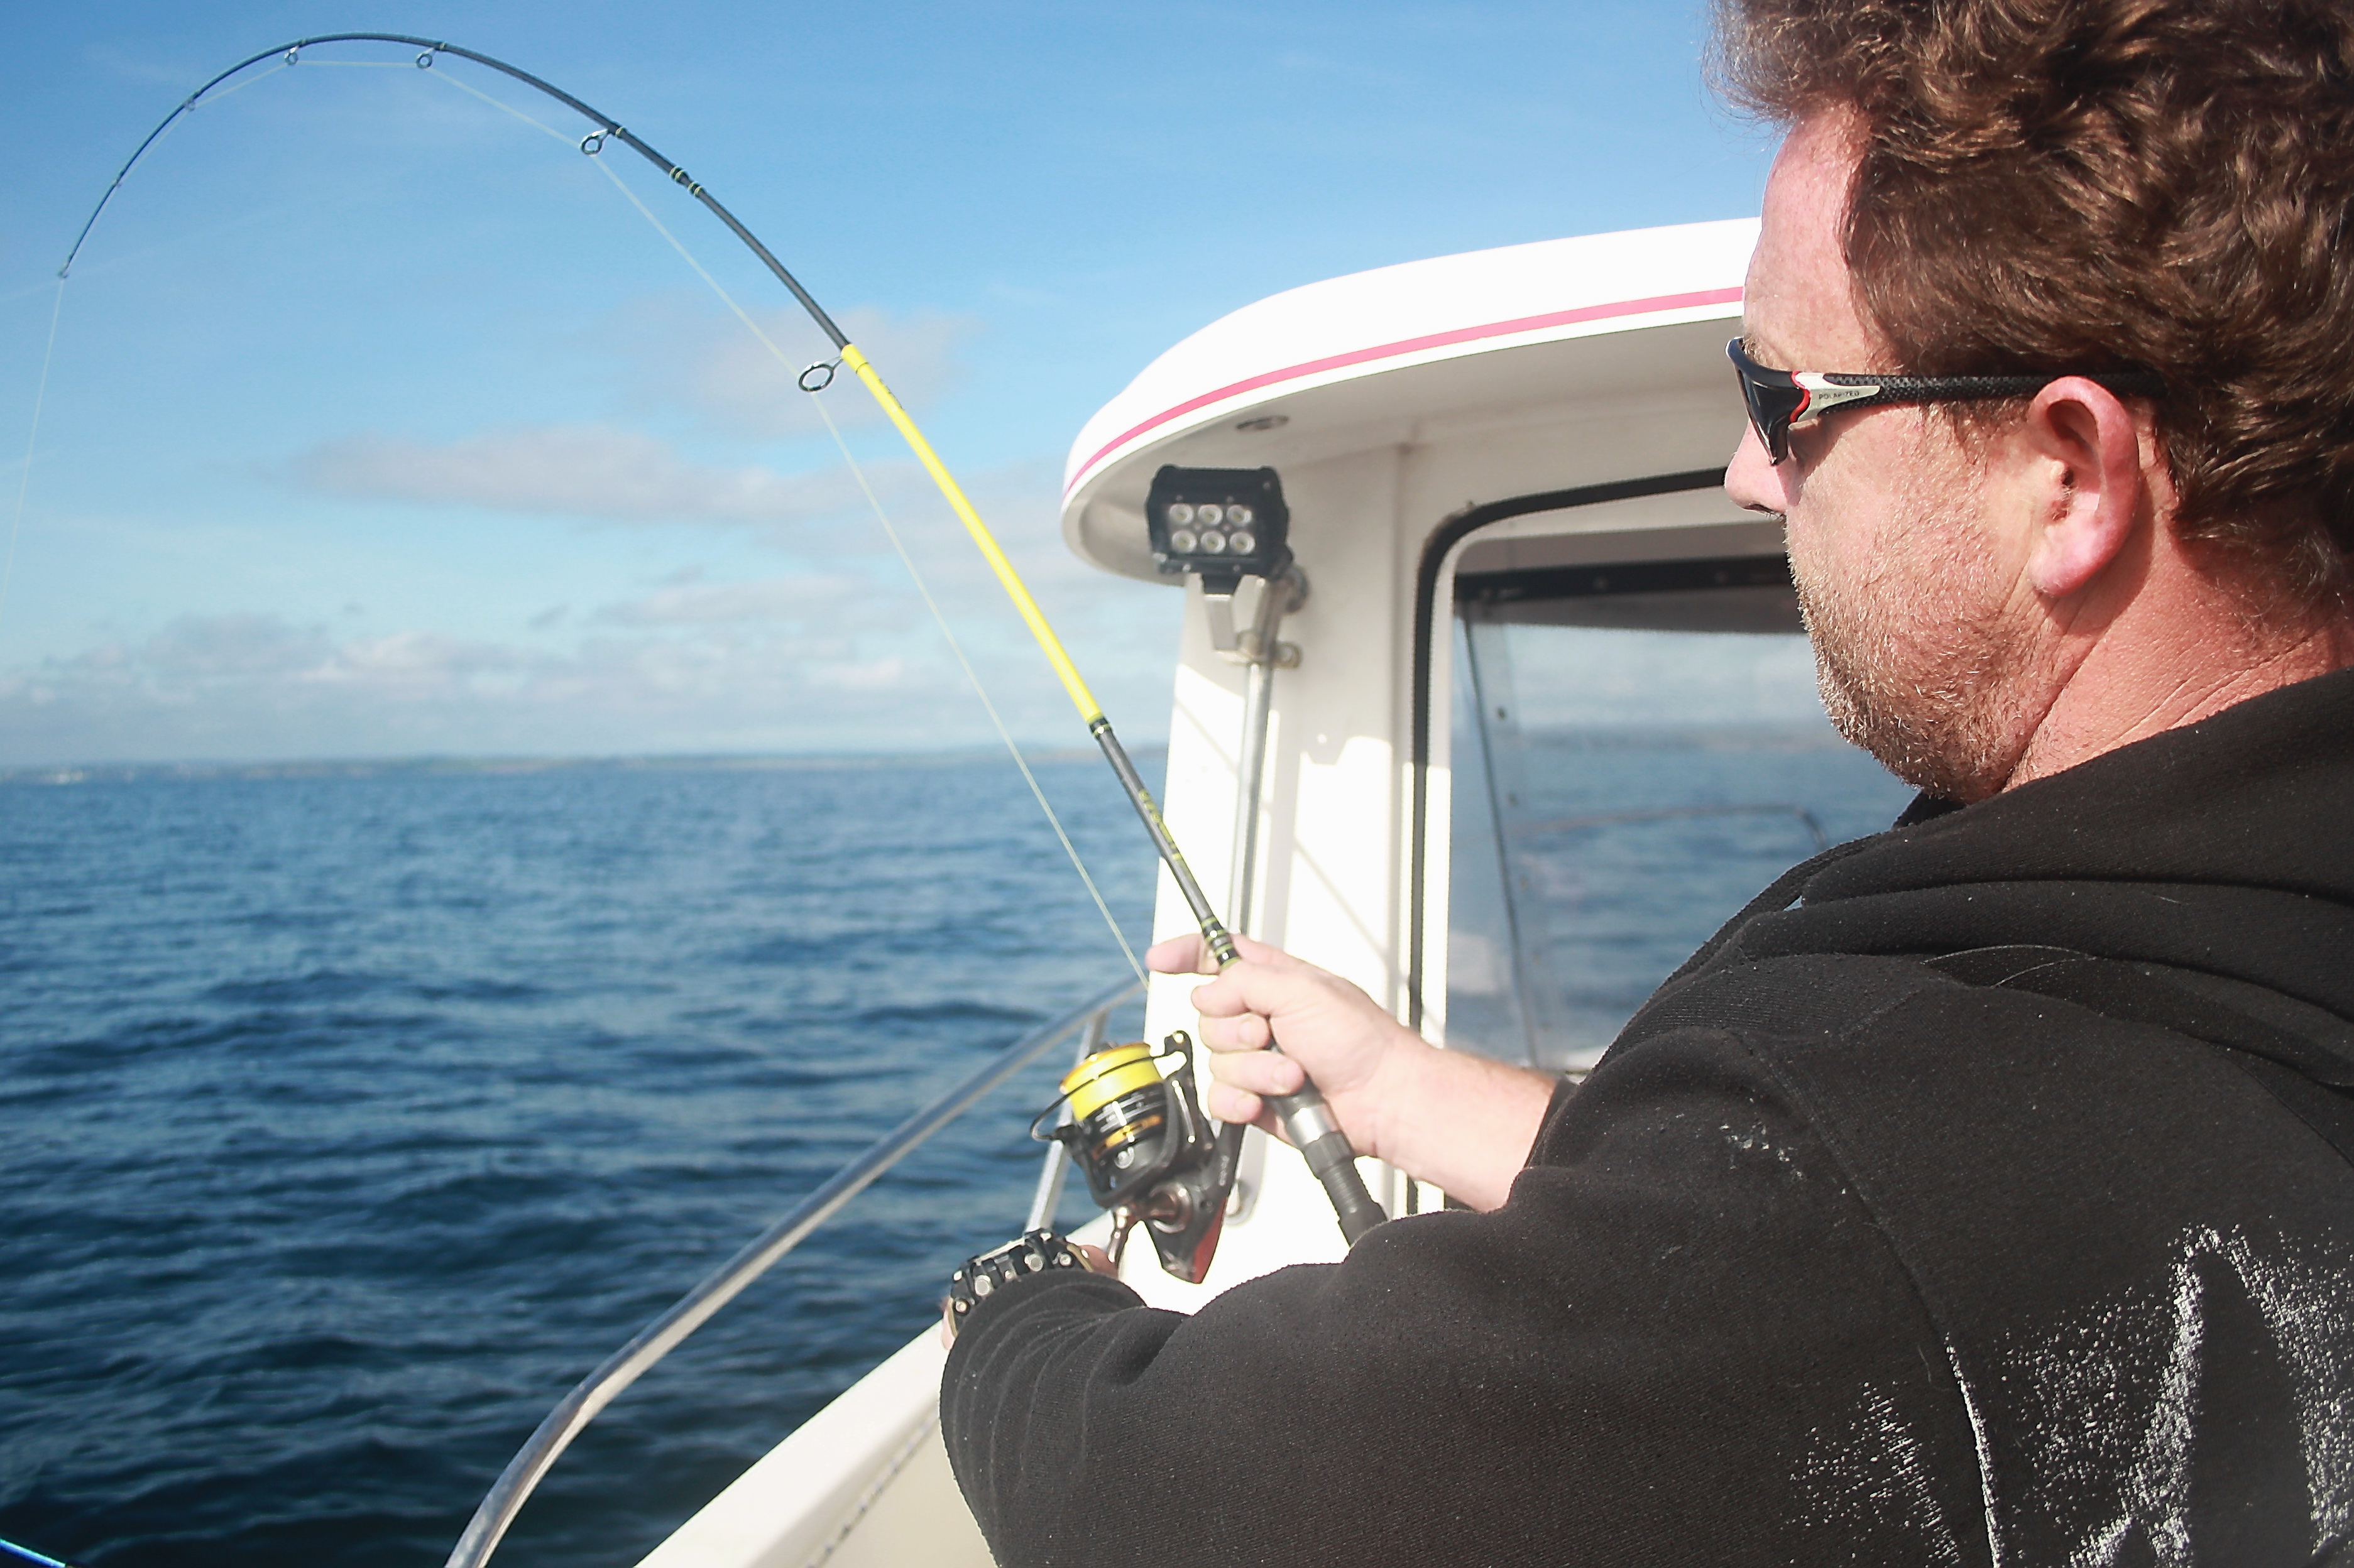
[635,1331,987,1568]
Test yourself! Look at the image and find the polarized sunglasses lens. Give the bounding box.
[1727,340,1804,462]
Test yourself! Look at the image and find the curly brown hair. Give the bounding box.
[1712,0,2354,601]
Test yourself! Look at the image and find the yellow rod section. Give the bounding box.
[840,343,1105,726]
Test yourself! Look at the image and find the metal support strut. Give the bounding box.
[1222,566,1308,934]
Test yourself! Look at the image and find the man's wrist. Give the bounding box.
[1362,1024,1443,1169]
[1374,1036,1555,1210]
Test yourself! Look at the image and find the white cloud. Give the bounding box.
[278,294,982,530]
[285,423,921,528]
[807,655,911,691]
[315,629,522,680]
[13,432,1190,767]
[138,612,334,677]
[591,572,872,626]
[0,556,1183,766]
[277,424,1152,664]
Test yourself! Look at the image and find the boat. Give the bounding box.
[462,214,1915,1566]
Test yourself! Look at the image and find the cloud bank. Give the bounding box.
[288,423,906,528]
[4,514,1180,767]
[14,298,1180,768]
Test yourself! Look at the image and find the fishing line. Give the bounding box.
[537,74,1145,981]
[0,279,67,636]
[807,389,1146,984]
[2,57,268,636]
[184,60,292,105]
[419,58,579,149]
[11,58,386,632]
[429,62,1147,983]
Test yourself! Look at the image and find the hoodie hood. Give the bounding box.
[1719,665,2354,1021]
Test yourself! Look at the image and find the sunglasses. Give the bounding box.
[1727,338,2165,464]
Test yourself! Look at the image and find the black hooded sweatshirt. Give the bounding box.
[943,667,2354,1568]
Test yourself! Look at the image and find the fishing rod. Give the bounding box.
[63,35,1387,1234]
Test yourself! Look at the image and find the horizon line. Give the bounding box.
[0,741,1173,785]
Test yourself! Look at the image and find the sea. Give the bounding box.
[0,753,1158,1568]
[0,739,1910,1567]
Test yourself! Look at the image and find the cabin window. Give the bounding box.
[1445,551,1913,1072]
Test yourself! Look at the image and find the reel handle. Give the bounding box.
[1264,1083,1386,1244]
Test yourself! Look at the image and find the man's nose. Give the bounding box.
[1724,418,1790,516]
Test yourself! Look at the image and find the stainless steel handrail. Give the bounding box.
[1024,1005,1110,1231]
[446,973,1144,1568]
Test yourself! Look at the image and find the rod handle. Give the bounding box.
[1265,1086,1386,1244]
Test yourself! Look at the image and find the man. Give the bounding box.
[942,0,2354,1561]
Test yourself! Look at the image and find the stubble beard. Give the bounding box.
[1790,484,2035,804]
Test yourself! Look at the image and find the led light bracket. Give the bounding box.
[1145,466,1293,596]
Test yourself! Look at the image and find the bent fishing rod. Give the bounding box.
[67,36,1388,1228]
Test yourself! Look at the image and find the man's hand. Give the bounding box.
[1146,932,1556,1211]
[1146,930,1419,1152]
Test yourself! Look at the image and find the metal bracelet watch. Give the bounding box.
[947,1229,1088,1322]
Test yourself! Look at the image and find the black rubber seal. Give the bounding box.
[1402,467,1728,1030]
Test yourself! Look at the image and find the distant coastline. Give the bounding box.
[0,745,1151,787]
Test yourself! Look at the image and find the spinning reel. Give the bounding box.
[1031,1032,1245,1284]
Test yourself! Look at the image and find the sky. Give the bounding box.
[0,2,1778,767]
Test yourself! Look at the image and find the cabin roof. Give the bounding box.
[1061,218,1756,582]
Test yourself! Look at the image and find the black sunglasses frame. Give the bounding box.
[1727,339,2165,464]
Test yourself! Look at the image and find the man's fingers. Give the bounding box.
[1205,1081,1288,1141]
[1225,930,1287,964]
[1188,994,1272,1050]
[1206,1080,1264,1127]
[1206,1041,1305,1097]
[1146,933,1218,975]
[1147,930,1293,977]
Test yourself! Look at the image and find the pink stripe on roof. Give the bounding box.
[1066,285,1743,496]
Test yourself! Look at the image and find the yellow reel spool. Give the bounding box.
[1060,1043,1164,1123]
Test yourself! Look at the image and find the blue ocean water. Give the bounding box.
[0,755,1156,1567]
[0,738,1909,1567]
[1447,727,1916,1066]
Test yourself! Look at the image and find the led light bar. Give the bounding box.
[1145,466,1292,593]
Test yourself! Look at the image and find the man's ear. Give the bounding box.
[2018,377,2154,599]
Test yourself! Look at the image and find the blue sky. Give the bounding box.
[0,2,1776,766]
